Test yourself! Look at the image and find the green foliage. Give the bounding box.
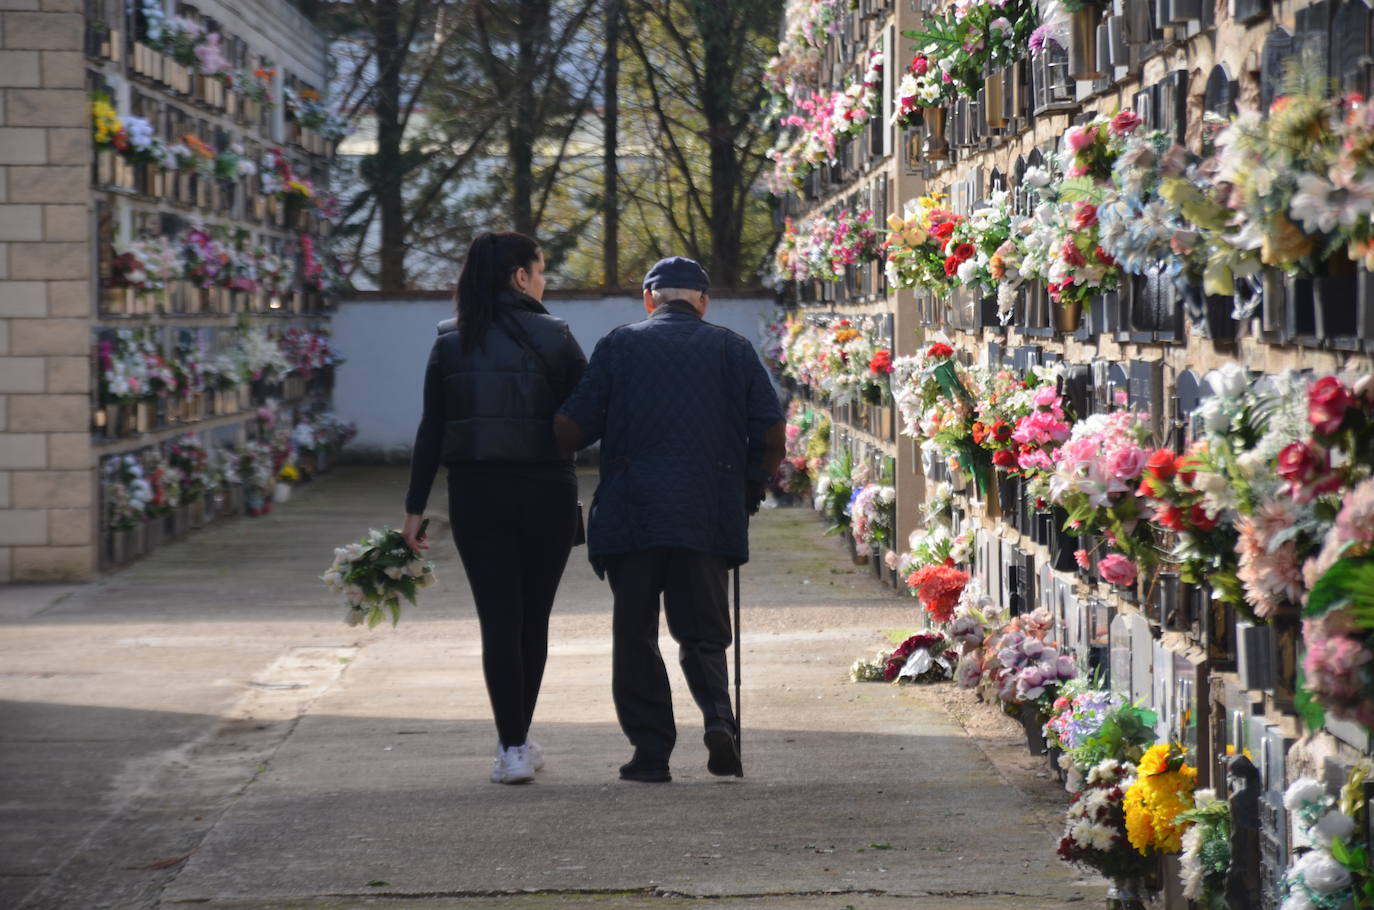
[1069,702,1158,768]
[1305,556,1374,623]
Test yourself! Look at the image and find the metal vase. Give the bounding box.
[984,71,1008,129]
[922,106,949,161]
[1068,6,1105,80]
[1054,297,1083,333]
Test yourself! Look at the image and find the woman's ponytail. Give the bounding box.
[455,231,541,354]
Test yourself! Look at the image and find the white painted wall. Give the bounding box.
[332,293,778,460]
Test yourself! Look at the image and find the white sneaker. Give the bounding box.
[490,744,535,784]
[526,739,545,772]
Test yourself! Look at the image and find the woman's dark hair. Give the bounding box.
[455,231,541,353]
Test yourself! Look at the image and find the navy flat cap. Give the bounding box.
[642,256,710,292]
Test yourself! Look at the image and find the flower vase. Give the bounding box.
[921,107,949,161]
[1054,298,1083,333]
[1016,702,1047,755]
[1105,877,1148,910]
[984,72,1007,129]
[273,482,292,504]
[1068,6,1105,80]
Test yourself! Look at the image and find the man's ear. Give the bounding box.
[643,289,656,314]
[696,293,710,316]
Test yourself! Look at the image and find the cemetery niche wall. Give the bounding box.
[764,0,1374,906]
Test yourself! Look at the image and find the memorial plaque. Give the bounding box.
[1257,725,1290,910]
[1128,359,1164,440]
[1110,613,1133,700]
[1332,0,1371,93]
[1173,370,1202,446]
[1129,613,1154,706]
[1153,641,1176,739]
[1260,28,1296,114]
[1203,64,1238,120]
[1236,620,1278,691]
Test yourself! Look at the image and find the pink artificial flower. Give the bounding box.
[1061,240,1086,268]
[1097,554,1137,587]
[1074,549,1090,570]
[1106,445,1147,482]
[1072,203,1098,229]
[1032,386,1060,408]
[1109,110,1142,136]
[1066,125,1096,152]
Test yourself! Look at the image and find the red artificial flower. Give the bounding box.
[992,421,1012,443]
[992,449,1018,468]
[1095,246,1117,267]
[926,342,954,359]
[1072,203,1098,229]
[905,563,969,623]
[1188,503,1218,531]
[930,222,956,241]
[869,349,893,374]
[1061,240,1086,268]
[1308,376,1354,436]
[971,421,988,445]
[953,242,976,262]
[910,55,929,75]
[1146,448,1178,481]
[1276,440,1327,486]
[944,255,960,277]
[1154,503,1186,532]
[1109,110,1142,136]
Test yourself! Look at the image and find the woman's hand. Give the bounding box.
[402,513,430,552]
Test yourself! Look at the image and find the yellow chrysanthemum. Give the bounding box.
[90,98,122,145]
[1123,743,1198,855]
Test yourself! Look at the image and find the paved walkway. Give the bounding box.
[1,467,1098,909]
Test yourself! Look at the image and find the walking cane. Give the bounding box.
[733,565,742,761]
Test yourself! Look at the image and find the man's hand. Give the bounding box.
[402,513,429,552]
[746,483,766,515]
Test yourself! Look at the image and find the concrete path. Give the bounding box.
[1,467,1100,909]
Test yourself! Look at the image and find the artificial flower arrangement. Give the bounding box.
[110,235,182,296]
[849,482,897,557]
[958,607,1078,713]
[883,192,964,292]
[893,52,957,129]
[102,453,156,531]
[816,447,857,534]
[945,190,1015,298]
[1177,789,1232,909]
[1058,758,1156,886]
[891,341,993,495]
[773,209,882,283]
[1279,774,1372,908]
[1122,742,1198,856]
[134,0,282,108]
[284,85,350,142]
[851,631,959,684]
[323,526,438,628]
[260,147,315,201]
[766,43,885,194]
[900,0,1039,101]
[773,400,830,498]
[770,315,890,405]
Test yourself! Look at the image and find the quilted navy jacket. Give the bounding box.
[558,301,783,567]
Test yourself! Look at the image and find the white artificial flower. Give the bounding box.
[1295,848,1352,893]
[1312,809,1356,846]
[1284,778,1327,811]
[383,565,404,580]
[1180,824,1205,899]
[1207,362,1249,399]
[956,258,979,284]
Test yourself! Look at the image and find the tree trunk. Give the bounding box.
[510,0,545,235]
[602,0,620,290]
[374,0,407,290]
[696,4,742,288]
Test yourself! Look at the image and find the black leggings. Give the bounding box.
[448,462,578,748]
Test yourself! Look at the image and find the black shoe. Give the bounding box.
[704,728,743,778]
[619,757,671,783]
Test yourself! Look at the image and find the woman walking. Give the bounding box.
[402,231,586,784]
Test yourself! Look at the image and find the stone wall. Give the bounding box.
[0,3,95,582]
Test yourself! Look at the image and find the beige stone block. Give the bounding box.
[13,544,92,582]
[0,204,42,240]
[0,508,46,544]
[0,321,8,354]
[44,354,84,392]
[42,204,84,241]
[2,12,81,50]
[0,129,45,165]
[0,355,43,392]
[0,281,45,316]
[0,0,41,13]
[45,128,85,165]
[0,432,44,467]
[11,317,84,354]
[8,241,86,280]
[4,88,84,127]
[0,51,40,85]
[0,547,10,583]
[48,506,90,545]
[39,49,80,86]
[39,0,80,14]
[0,243,7,279]
[0,394,6,429]
[45,431,88,468]
[45,279,87,317]
[13,468,88,507]
[0,168,8,203]
[7,393,84,430]
[0,471,9,507]
[7,166,85,204]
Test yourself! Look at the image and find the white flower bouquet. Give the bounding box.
[323,522,437,627]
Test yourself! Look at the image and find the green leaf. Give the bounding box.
[1295,668,1327,733]
[366,880,389,887]
[1331,835,1353,866]
[1305,556,1374,620]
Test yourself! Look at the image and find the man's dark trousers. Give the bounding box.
[606,547,736,761]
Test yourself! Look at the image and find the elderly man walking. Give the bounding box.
[554,257,785,783]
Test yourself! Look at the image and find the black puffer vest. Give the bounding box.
[431,291,585,463]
